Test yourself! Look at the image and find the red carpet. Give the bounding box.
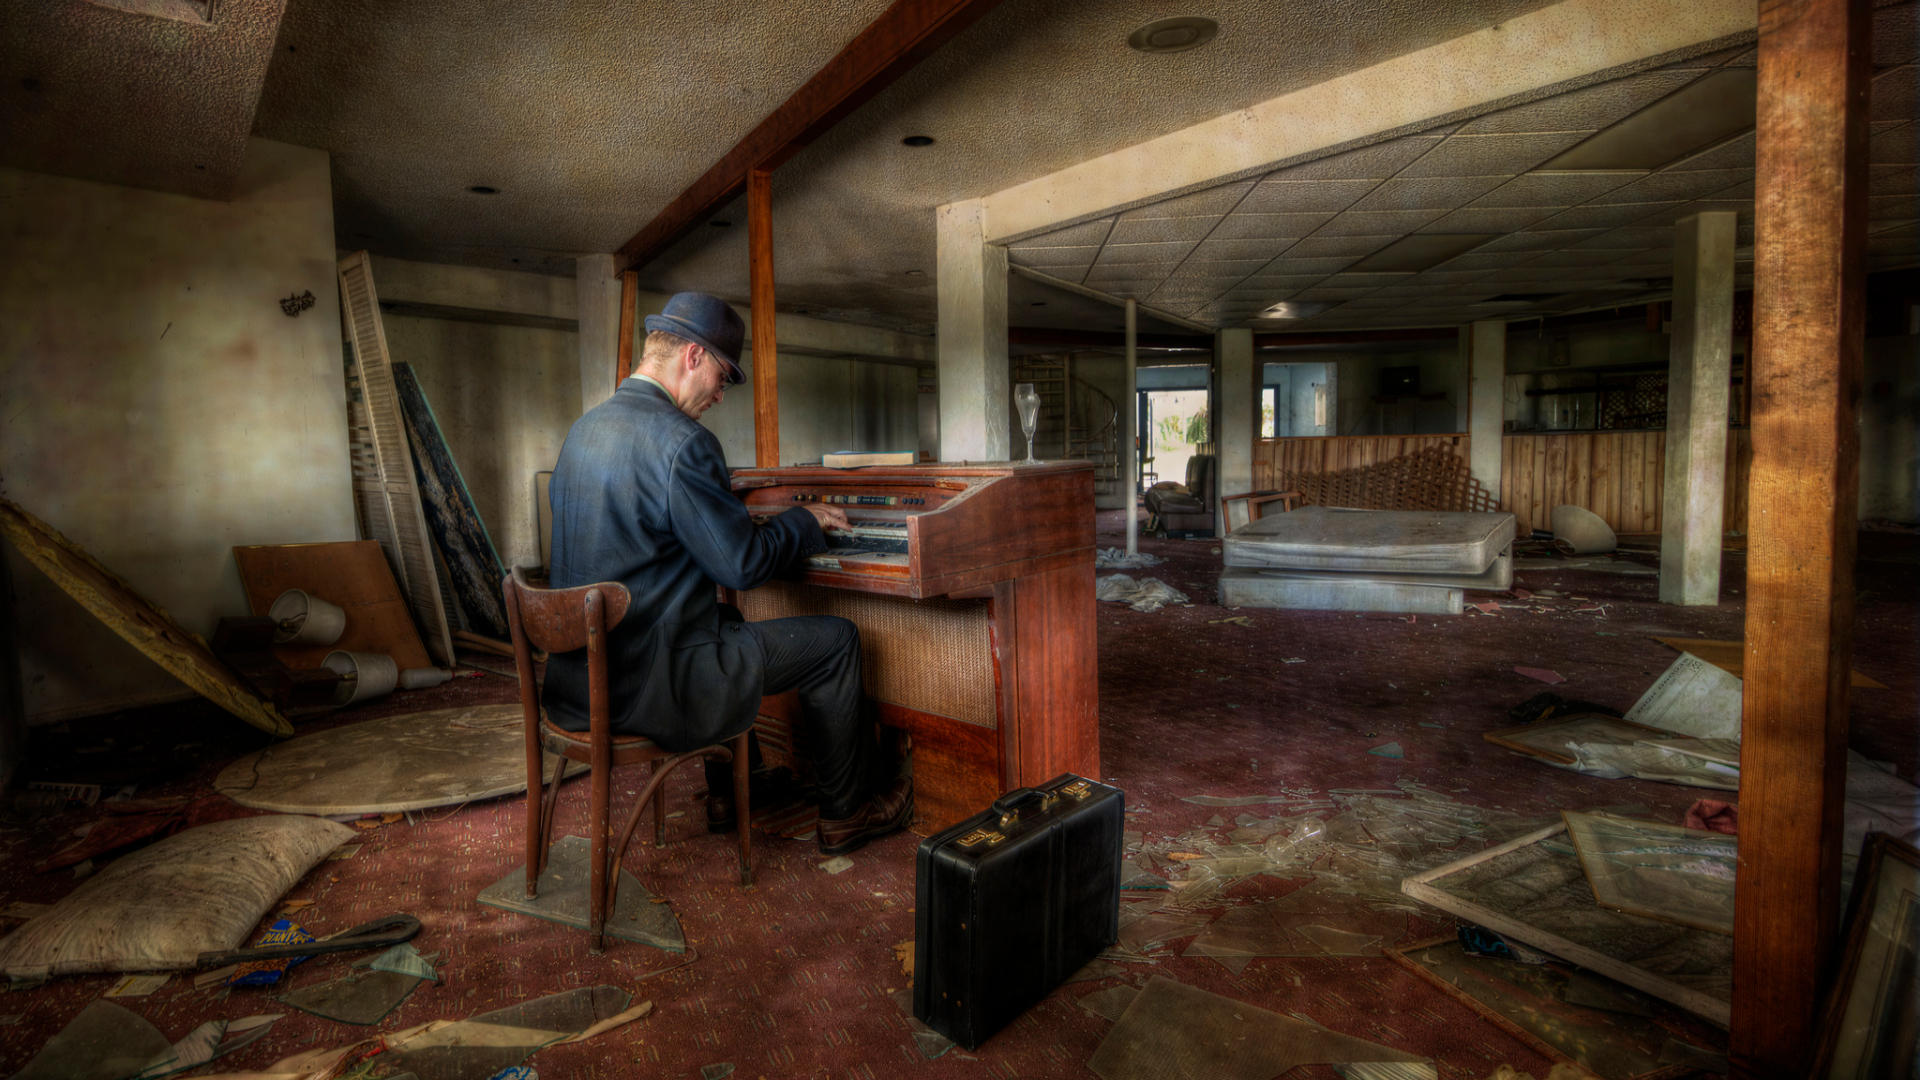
[1,516,1912,1078]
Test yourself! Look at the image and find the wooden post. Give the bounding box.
[749,167,779,468]
[1732,0,1870,1075]
[615,271,638,384]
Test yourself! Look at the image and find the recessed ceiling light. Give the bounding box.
[1128,17,1219,54]
[1347,233,1498,273]
[1260,301,1332,319]
[468,185,499,194]
[710,220,732,227]
[901,135,935,147]
[905,269,925,276]
[1476,292,1563,304]
[1031,301,1047,306]
[1537,69,1757,172]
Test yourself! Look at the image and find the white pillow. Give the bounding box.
[0,814,355,976]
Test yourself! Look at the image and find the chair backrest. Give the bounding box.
[502,566,632,654]
[1186,454,1216,500]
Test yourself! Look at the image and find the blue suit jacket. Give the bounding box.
[541,379,826,750]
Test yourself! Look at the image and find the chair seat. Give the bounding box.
[539,716,662,764]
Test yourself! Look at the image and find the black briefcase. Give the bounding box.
[912,774,1124,1050]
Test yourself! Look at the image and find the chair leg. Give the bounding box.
[588,754,611,955]
[652,758,667,849]
[731,732,754,888]
[606,754,691,924]
[534,751,566,883]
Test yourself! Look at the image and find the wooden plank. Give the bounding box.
[615,271,637,383]
[233,542,432,673]
[615,0,1012,272]
[391,363,509,641]
[749,168,780,469]
[0,498,291,736]
[1733,0,1871,1072]
[1009,562,1098,786]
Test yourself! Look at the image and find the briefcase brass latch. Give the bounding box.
[958,828,1007,848]
[1058,780,1093,800]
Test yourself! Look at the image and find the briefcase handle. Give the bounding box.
[992,786,1057,828]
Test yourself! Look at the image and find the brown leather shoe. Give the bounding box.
[817,775,914,856]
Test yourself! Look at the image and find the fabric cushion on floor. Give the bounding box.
[0,814,354,977]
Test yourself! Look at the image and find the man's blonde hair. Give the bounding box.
[640,330,693,371]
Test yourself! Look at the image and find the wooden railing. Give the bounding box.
[1252,434,1468,490]
[1253,429,1755,538]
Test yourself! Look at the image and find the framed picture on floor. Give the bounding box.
[1813,832,1920,1080]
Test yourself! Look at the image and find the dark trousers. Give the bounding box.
[704,613,874,819]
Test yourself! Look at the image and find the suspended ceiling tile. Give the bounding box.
[1011,218,1115,249]
[1286,234,1398,259]
[1257,256,1361,277]
[1571,226,1675,250]
[1876,4,1918,67]
[1589,168,1755,204]
[1226,279,1323,298]
[1288,287,1382,301]
[1107,216,1220,245]
[1266,137,1451,182]
[1121,182,1257,220]
[1870,122,1917,165]
[1310,209,1450,237]
[1868,235,1918,256]
[1155,276,1249,294]
[1320,272,1430,289]
[1191,238,1301,262]
[1476,228,1609,252]
[1208,212,1339,241]
[1455,69,1713,137]
[1008,246,1101,268]
[1872,193,1920,217]
[1469,171,1646,208]
[1238,180,1384,215]
[1669,131,1757,172]
[1346,174,1513,213]
[1707,178,1756,200]
[1870,166,1917,195]
[1093,241,1199,266]
[1872,220,1920,237]
[1525,248,1640,268]
[1690,46,1755,67]
[1871,65,1916,123]
[1172,259,1273,279]
[1442,251,1550,272]
[1399,132,1595,178]
[1418,206,1561,233]
[1084,261,1172,285]
[1409,269,1498,285]
[1530,201,1686,230]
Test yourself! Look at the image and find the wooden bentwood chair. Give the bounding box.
[503,567,752,954]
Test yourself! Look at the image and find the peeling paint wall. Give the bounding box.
[379,314,580,570]
[0,138,353,724]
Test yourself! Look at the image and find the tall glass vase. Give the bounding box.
[1016,383,1041,464]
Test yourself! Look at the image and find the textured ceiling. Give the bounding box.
[248,0,1575,320]
[0,0,287,199]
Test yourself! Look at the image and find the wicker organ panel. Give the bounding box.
[737,581,996,729]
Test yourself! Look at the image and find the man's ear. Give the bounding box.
[682,341,705,373]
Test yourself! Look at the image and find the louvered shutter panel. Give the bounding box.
[337,251,457,665]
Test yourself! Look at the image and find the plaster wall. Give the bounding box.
[1308,346,1463,437]
[695,350,919,470]
[0,138,355,724]
[378,314,581,570]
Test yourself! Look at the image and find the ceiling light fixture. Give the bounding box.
[901,135,935,147]
[1347,233,1499,273]
[1536,69,1757,172]
[1259,301,1332,319]
[710,220,731,227]
[468,185,499,194]
[1128,17,1219,54]
[905,270,925,276]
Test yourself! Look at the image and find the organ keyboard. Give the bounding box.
[728,462,1099,830]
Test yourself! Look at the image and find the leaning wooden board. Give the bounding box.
[0,498,291,737]
[232,541,432,672]
[391,362,509,641]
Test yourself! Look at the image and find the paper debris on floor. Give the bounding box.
[1096,548,1165,569]
[103,973,170,997]
[1622,654,1742,739]
[1097,574,1190,613]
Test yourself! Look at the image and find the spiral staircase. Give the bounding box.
[1010,354,1122,497]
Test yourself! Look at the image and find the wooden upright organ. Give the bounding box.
[727,462,1099,831]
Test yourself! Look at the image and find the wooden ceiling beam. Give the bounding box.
[615,0,1009,274]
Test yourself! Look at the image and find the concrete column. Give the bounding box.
[935,199,1009,461]
[575,253,623,415]
[1467,320,1506,496]
[1660,211,1738,605]
[1125,301,1139,556]
[1216,327,1255,532]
